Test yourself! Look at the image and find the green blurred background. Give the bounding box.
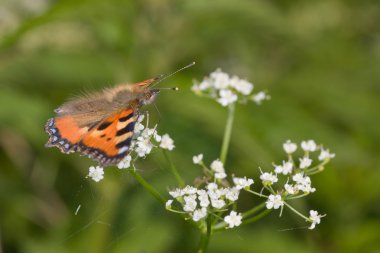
[1,0,380,252]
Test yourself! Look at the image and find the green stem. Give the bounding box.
[283,201,309,220]
[285,192,309,200]
[246,189,268,198]
[163,150,185,187]
[242,202,266,218]
[199,161,213,175]
[220,103,236,165]
[304,160,328,175]
[129,169,165,204]
[242,209,271,225]
[198,217,212,253]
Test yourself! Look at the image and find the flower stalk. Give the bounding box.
[220,103,235,164]
[198,216,212,253]
[163,150,185,187]
[128,168,165,204]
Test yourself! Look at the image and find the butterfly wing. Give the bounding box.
[45,108,137,166]
[78,108,137,166]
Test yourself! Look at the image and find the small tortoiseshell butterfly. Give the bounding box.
[45,62,194,166]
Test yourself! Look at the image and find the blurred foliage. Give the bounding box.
[1,0,380,252]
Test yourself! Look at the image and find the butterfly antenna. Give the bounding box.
[151,61,195,87]
[157,87,179,91]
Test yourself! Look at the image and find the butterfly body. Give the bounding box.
[45,78,160,166]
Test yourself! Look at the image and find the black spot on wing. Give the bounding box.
[119,113,134,122]
[116,121,135,136]
[116,137,132,149]
[97,121,112,131]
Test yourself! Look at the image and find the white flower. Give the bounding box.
[215,172,227,179]
[137,114,145,122]
[183,194,197,212]
[211,198,225,209]
[283,140,297,154]
[292,173,315,193]
[210,160,227,179]
[215,188,227,198]
[210,69,230,89]
[252,91,269,105]
[193,154,203,164]
[260,172,278,185]
[318,148,335,161]
[274,161,293,175]
[165,199,173,208]
[117,155,132,169]
[292,173,304,183]
[230,76,253,95]
[266,194,284,209]
[169,188,183,198]
[154,132,162,142]
[135,135,153,157]
[225,187,240,201]
[210,159,225,174]
[274,164,283,174]
[193,208,208,222]
[309,210,323,229]
[88,166,104,182]
[207,183,218,191]
[192,69,263,107]
[217,89,238,106]
[198,190,210,208]
[233,176,254,190]
[299,157,312,169]
[199,80,211,90]
[134,122,145,133]
[284,183,298,195]
[299,184,315,193]
[159,134,174,150]
[192,80,209,93]
[207,186,226,200]
[182,185,198,195]
[283,161,293,174]
[301,140,317,152]
[224,211,242,228]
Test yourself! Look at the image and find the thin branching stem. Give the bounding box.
[285,192,310,200]
[242,209,271,225]
[283,201,309,220]
[246,189,268,198]
[129,168,165,204]
[163,150,185,187]
[242,202,266,218]
[220,103,235,164]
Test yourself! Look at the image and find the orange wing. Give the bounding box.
[45,108,137,166]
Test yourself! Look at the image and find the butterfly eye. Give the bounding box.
[142,89,160,105]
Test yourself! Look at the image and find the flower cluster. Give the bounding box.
[87,115,175,182]
[166,140,334,231]
[88,166,104,182]
[257,139,334,229]
[166,157,254,229]
[191,69,269,107]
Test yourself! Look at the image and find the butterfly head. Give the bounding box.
[141,88,160,105]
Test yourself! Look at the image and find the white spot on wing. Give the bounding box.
[118,146,129,154]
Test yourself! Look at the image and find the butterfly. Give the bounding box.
[45,62,194,167]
